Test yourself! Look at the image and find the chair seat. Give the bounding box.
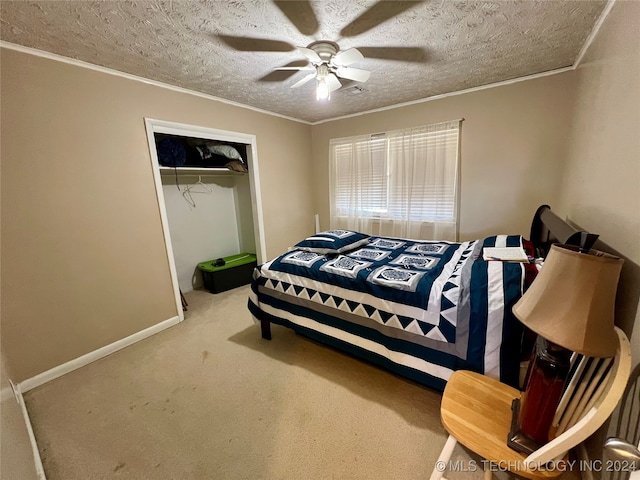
[441,370,563,480]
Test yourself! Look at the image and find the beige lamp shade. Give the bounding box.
[513,244,623,358]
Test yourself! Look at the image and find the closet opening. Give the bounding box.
[144,118,266,321]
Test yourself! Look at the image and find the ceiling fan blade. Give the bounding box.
[327,73,342,92]
[297,47,322,64]
[336,79,358,91]
[275,66,315,71]
[340,1,422,38]
[335,66,370,83]
[260,60,312,83]
[290,72,316,88]
[356,46,428,63]
[216,34,295,52]
[332,48,364,67]
[273,0,319,36]
[258,70,299,82]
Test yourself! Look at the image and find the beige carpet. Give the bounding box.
[25,286,517,479]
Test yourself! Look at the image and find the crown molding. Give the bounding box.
[1,0,615,130]
[573,0,617,68]
[312,66,574,125]
[0,41,312,125]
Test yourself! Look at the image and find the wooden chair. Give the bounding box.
[430,327,632,480]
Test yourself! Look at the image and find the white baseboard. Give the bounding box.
[19,316,180,393]
[13,383,47,479]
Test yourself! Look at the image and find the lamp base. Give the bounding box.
[507,336,572,455]
[508,398,541,455]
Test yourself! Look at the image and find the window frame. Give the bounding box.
[330,122,461,225]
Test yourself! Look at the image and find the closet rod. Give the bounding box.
[160,172,245,178]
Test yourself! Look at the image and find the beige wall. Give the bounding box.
[1,0,637,411]
[558,2,640,462]
[0,48,313,382]
[311,72,577,241]
[557,0,639,366]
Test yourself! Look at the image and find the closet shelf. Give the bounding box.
[159,166,245,176]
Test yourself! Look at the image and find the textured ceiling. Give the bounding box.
[0,0,606,123]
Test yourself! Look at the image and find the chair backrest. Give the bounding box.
[525,327,632,466]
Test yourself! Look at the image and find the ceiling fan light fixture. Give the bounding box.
[283,41,367,100]
[316,64,331,101]
[316,77,330,101]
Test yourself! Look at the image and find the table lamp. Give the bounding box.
[508,243,623,454]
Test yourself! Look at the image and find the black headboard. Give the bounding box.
[530,205,599,258]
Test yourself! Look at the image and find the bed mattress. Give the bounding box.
[248,234,529,391]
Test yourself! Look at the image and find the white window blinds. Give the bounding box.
[329,120,461,241]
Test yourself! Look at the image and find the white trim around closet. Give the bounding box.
[144,118,267,320]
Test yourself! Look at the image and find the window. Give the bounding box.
[329,120,461,241]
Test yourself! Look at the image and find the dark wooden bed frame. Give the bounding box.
[529,205,598,257]
[260,204,598,341]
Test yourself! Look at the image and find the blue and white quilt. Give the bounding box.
[248,234,527,391]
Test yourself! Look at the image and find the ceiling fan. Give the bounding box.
[274,41,370,100]
[215,1,428,100]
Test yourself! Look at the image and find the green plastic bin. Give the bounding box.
[197,253,257,293]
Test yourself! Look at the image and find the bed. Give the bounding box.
[247,205,597,391]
